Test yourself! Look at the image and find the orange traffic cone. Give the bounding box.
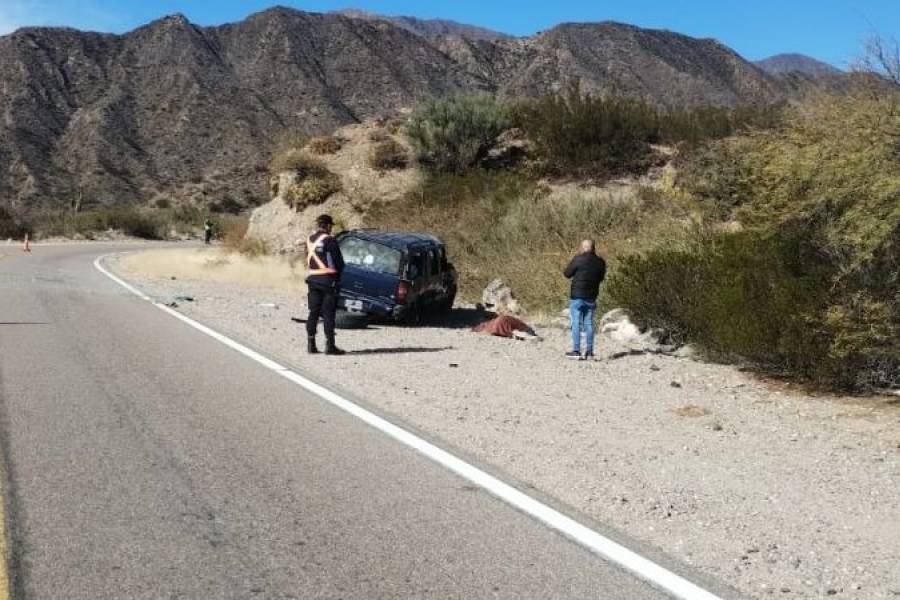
[22,233,31,252]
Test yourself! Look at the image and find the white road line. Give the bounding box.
[94,254,725,600]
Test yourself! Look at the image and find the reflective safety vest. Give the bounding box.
[307,232,338,276]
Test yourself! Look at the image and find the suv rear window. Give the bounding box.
[340,237,403,276]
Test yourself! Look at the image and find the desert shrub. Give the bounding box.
[514,84,783,180]
[658,103,785,147]
[270,148,320,175]
[39,206,168,240]
[675,138,758,220]
[208,196,243,215]
[234,236,270,258]
[368,128,391,143]
[370,170,691,311]
[283,174,342,210]
[368,139,408,171]
[608,220,900,390]
[221,215,268,258]
[270,151,342,210]
[405,95,511,173]
[513,85,660,179]
[611,87,900,390]
[0,206,25,238]
[307,135,342,155]
[219,214,268,258]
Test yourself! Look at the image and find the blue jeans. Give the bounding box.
[570,299,597,354]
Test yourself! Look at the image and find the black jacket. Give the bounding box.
[564,252,606,301]
[306,231,345,289]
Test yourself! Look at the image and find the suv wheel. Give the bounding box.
[404,301,423,326]
[335,310,370,330]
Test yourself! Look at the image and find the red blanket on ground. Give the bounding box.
[472,315,535,338]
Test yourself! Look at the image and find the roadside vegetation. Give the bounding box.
[608,86,900,390]
[7,204,247,245]
[373,73,899,391]
[8,45,894,391]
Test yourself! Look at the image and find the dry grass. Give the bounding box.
[369,170,694,312]
[307,135,343,155]
[119,248,306,292]
[368,139,409,171]
[674,404,712,418]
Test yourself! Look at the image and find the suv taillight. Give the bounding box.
[396,281,410,304]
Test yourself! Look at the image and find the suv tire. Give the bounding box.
[335,310,370,330]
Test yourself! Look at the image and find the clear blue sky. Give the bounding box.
[1,0,897,68]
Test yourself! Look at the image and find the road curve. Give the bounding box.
[0,244,719,599]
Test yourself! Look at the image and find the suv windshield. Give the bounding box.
[340,236,403,276]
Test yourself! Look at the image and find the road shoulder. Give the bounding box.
[107,249,900,600]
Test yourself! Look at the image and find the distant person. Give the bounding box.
[305,214,346,356]
[563,240,606,360]
[204,218,214,245]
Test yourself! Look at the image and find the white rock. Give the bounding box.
[482,279,522,315]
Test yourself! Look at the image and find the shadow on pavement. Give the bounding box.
[348,346,453,355]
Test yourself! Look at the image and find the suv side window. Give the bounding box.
[428,249,440,276]
[407,254,425,280]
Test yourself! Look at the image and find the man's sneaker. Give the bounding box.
[583,351,596,361]
[565,351,583,360]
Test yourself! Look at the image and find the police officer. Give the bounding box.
[306,214,346,356]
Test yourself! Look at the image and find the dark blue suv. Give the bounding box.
[335,229,458,325]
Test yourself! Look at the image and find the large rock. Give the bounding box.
[599,308,666,351]
[246,122,421,254]
[482,279,522,315]
[481,128,532,170]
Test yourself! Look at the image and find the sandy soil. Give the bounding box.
[117,247,307,293]
[109,249,900,600]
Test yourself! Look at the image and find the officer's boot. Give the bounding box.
[307,336,320,355]
[325,337,346,356]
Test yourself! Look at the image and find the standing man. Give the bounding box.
[204,218,214,245]
[563,240,606,360]
[306,214,346,356]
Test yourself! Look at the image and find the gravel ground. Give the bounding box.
[110,255,900,599]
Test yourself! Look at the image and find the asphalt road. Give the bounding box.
[0,243,701,599]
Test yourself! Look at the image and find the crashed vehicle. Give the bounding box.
[334,229,458,327]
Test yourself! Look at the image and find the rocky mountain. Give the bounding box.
[334,9,513,41]
[0,7,784,216]
[755,53,842,77]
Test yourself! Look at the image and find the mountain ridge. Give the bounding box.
[333,8,514,41]
[755,53,842,77]
[0,6,786,215]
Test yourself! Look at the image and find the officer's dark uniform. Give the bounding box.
[306,215,345,355]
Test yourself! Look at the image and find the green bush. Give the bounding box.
[405,95,511,173]
[208,197,243,215]
[269,151,342,210]
[658,104,785,147]
[0,206,25,238]
[30,206,168,240]
[608,221,900,390]
[513,85,660,179]
[675,138,758,220]
[514,84,784,180]
[368,139,408,171]
[611,88,900,390]
[284,175,342,210]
